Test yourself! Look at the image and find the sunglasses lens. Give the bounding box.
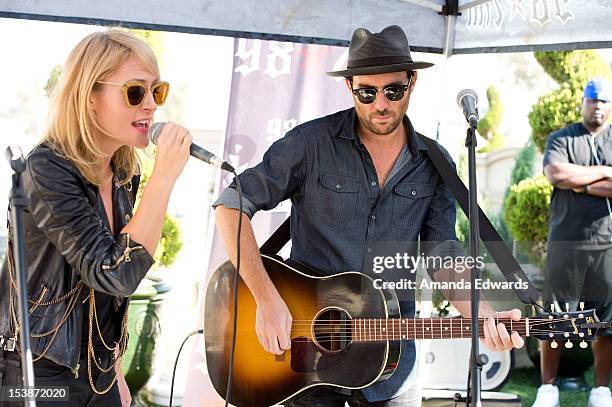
[383,86,405,101]
[152,82,169,106]
[126,85,146,107]
[356,89,377,104]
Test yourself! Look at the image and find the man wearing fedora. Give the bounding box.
[214,25,524,406]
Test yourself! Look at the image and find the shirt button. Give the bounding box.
[336,184,342,189]
[371,181,377,187]
[371,215,376,220]
[411,190,417,196]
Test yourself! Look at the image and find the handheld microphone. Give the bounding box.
[456,89,479,128]
[148,122,234,172]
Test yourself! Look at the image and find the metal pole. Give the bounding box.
[466,127,482,407]
[6,147,36,407]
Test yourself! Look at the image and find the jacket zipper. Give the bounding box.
[101,235,145,270]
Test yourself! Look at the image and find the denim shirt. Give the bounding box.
[214,107,459,401]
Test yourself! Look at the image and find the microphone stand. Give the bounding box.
[5,147,36,407]
[465,126,486,407]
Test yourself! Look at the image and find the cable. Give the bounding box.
[168,172,242,407]
[225,172,243,407]
[169,329,204,407]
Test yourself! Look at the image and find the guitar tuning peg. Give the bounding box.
[565,340,573,349]
[551,340,558,349]
[580,341,588,349]
[565,303,570,312]
[579,302,585,311]
[551,304,555,313]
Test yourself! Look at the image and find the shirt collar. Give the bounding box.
[340,108,428,156]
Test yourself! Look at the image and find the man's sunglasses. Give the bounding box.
[96,80,170,107]
[350,75,413,104]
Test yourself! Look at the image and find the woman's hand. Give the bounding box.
[151,121,192,185]
[123,121,192,256]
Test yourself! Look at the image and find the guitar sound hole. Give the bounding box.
[313,308,352,352]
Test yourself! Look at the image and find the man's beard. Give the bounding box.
[584,114,608,129]
[361,110,404,136]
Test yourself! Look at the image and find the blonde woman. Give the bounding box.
[0,30,190,406]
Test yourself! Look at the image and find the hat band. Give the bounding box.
[347,55,413,69]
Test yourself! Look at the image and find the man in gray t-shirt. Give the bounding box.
[534,77,612,407]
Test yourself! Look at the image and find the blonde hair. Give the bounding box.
[42,29,160,186]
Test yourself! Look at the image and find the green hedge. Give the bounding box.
[504,176,552,267]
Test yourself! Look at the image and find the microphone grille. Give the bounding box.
[148,122,166,145]
[456,89,478,108]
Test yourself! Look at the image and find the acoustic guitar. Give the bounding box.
[204,255,604,407]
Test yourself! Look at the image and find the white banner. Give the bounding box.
[4,0,609,53]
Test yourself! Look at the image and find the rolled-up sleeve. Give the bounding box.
[25,152,154,297]
[213,187,259,219]
[213,128,307,217]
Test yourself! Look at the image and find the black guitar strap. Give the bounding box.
[259,215,291,256]
[260,133,539,304]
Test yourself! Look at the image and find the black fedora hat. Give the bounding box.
[327,25,433,77]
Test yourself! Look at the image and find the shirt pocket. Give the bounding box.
[314,173,360,225]
[392,182,435,230]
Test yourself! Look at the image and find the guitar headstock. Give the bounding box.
[529,308,600,348]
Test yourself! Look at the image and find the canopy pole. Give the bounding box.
[441,0,459,57]
[442,13,456,57]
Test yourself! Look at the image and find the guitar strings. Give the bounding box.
[284,317,574,327]
[287,329,577,340]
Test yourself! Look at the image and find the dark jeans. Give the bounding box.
[0,349,120,406]
[284,386,416,407]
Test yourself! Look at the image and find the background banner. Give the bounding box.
[182,37,351,406]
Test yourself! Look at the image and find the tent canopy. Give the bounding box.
[1,0,611,55]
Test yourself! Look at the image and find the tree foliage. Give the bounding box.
[127,29,165,65]
[477,86,505,153]
[156,214,183,267]
[44,65,63,97]
[529,50,611,152]
[510,140,537,186]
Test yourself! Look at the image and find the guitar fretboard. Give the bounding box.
[351,318,528,341]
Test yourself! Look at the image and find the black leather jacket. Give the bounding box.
[0,144,154,370]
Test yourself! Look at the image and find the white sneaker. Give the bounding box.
[532,384,560,407]
[588,386,612,407]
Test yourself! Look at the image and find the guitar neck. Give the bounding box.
[351,317,528,341]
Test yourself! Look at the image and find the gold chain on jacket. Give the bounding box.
[6,179,136,394]
[7,245,129,395]
[86,287,129,395]
[6,245,82,362]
